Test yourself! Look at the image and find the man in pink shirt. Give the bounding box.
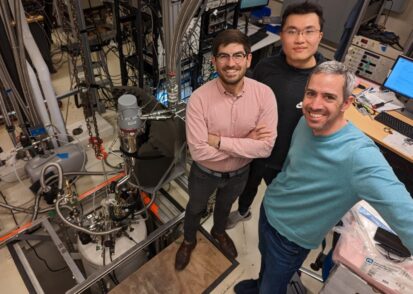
[175,29,278,271]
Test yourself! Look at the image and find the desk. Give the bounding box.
[345,106,413,163]
[345,79,413,164]
[246,24,281,52]
[237,20,281,69]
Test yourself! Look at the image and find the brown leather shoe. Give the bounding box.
[211,229,238,259]
[175,240,196,271]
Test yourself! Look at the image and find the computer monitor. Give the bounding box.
[239,0,269,11]
[238,0,269,35]
[382,55,413,118]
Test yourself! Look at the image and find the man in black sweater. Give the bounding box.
[227,1,326,228]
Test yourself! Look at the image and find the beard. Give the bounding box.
[218,65,247,86]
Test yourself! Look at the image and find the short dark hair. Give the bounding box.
[212,29,251,57]
[281,1,324,31]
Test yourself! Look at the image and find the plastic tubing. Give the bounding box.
[26,61,57,147]
[10,0,68,142]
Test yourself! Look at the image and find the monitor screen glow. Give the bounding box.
[383,55,413,100]
[240,0,269,10]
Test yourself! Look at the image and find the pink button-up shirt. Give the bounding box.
[186,77,278,172]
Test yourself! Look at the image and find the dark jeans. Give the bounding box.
[183,163,249,243]
[238,160,280,215]
[258,204,310,294]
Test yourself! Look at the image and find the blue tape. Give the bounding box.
[56,153,69,159]
[358,206,395,234]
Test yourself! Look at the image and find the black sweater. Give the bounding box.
[253,50,325,170]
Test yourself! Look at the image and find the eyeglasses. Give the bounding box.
[215,52,248,63]
[282,28,321,38]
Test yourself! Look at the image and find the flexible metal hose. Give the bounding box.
[0,171,122,216]
[55,197,122,236]
[40,162,64,192]
[33,162,64,221]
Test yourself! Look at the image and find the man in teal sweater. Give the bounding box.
[235,61,413,294]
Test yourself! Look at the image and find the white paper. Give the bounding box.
[361,257,413,292]
[383,132,413,155]
[357,89,404,112]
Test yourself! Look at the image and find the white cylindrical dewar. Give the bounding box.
[77,221,147,292]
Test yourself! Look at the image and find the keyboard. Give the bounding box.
[374,112,413,139]
[247,29,269,46]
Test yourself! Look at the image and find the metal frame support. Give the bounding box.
[41,219,85,284]
[66,212,185,294]
[11,242,45,294]
[72,0,100,113]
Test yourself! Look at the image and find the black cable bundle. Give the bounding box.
[358,22,404,51]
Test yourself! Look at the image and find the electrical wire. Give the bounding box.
[123,230,138,244]
[382,0,393,27]
[108,252,120,285]
[0,202,33,214]
[25,240,68,272]
[64,96,72,123]
[0,191,19,226]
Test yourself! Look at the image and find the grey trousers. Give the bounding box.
[183,163,249,243]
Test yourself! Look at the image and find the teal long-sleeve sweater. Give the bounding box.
[264,117,413,251]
